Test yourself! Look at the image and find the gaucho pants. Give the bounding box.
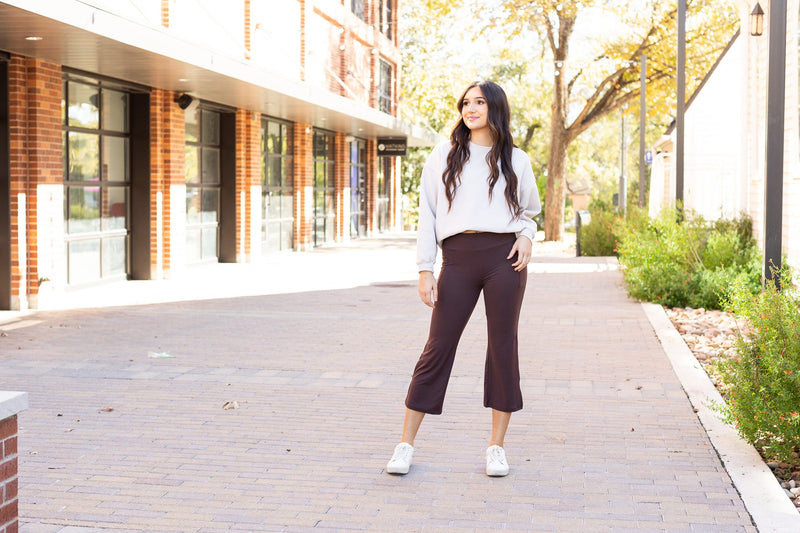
[405,232,527,415]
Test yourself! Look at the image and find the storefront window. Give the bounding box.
[185,107,221,263]
[350,139,367,238]
[63,75,130,285]
[377,157,391,232]
[313,131,336,246]
[261,118,294,252]
[379,60,393,114]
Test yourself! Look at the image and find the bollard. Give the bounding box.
[575,210,591,257]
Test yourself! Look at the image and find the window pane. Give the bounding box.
[68,82,99,129]
[185,146,199,184]
[281,218,293,250]
[102,136,128,182]
[314,162,325,188]
[68,132,100,181]
[202,110,220,145]
[68,239,101,284]
[266,221,280,251]
[186,187,201,224]
[102,236,127,277]
[268,156,281,187]
[268,192,281,220]
[103,187,127,231]
[185,228,202,263]
[282,194,294,221]
[202,148,220,184]
[314,189,326,216]
[202,188,219,223]
[102,90,128,132]
[268,121,280,153]
[68,187,101,233]
[185,107,199,142]
[201,227,217,259]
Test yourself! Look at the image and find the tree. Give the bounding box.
[494,0,738,240]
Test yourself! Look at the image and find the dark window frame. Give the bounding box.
[312,130,336,246]
[261,116,295,252]
[62,71,143,286]
[378,59,393,114]
[185,106,223,263]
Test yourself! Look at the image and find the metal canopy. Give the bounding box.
[0,0,440,147]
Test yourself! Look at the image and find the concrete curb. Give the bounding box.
[642,302,800,533]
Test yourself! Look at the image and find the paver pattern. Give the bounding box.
[1,235,756,532]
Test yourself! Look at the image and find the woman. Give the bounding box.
[386,80,541,477]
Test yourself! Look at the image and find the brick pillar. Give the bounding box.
[0,415,19,533]
[150,89,186,279]
[366,139,378,235]
[8,57,62,310]
[160,0,170,27]
[1,392,27,533]
[293,123,313,251]
[334,133,349,241]
[235,109,260,262]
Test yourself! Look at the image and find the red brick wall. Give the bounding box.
[7,56,62,304]
[150,89,186,278]
[293,123,313,250]
[0,415,19,533]
[236,110,260,260]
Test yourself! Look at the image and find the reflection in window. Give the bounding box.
[379,60,393,114]
[262,118,294,252]
[313,130,335,246]
[63,74,133,286]
[185,108,221,262]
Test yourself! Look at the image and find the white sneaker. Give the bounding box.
[486,445,509,477]
[386,442,414,474]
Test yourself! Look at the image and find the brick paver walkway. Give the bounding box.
[1,234,757,532]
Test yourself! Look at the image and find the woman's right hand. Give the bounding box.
[418,271,437,308]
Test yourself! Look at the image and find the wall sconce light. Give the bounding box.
[750,2,764,36]
[174,93,199,111]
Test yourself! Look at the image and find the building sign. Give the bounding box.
[377,138,407,157]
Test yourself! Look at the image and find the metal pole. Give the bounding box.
[639,54,646,208]
[676,0,685,215]
[619,108,626,215]
[764,0,786,287]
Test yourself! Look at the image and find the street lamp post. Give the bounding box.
[676,0,685,214]
[639,54,646,208]
[763,0,786,286]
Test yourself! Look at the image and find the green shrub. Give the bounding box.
[577,206,619,256]
[714,276,800,462]
[615,208,761,310]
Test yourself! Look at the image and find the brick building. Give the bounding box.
[649,0,800,272]
[0,0,436,310]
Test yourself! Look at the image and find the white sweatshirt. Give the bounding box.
[416,141,542,272]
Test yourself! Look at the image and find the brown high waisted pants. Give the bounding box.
[405,232,527,415]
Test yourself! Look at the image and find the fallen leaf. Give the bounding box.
[99,407,114,413]
[222,400,239,410]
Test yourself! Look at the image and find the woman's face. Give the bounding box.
[461,86,489,134]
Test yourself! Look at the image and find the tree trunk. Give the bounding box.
[544,130,568,241]
[544,51,569,241]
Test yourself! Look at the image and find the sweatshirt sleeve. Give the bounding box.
[516,151,542,242]
[416,143,445,272]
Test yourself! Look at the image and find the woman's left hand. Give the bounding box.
[508,235,532,272]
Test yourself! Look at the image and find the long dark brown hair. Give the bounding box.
[442,80,522,217]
